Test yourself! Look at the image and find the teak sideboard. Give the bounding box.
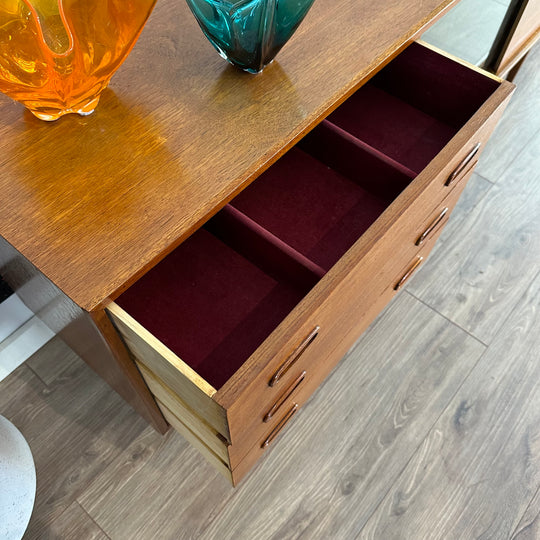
[0,0,514,485]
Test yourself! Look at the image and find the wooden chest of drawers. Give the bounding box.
[0,0,513,487]
[107,42,513,485]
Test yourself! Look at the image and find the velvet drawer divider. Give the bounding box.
[206,204,326,289]
[230,127,413,270]
[326,42,500,174]
[299,119,416,200]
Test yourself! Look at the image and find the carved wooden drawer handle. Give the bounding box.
[269,326,319,387]
[264,371,306,423]
[416,207,449,246]
[394,256,424,291]
[262,404,299,448]
[446,142,481,187]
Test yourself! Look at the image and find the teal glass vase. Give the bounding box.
[185,0,316,73]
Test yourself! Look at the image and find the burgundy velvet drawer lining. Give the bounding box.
[231,145,393,271]
[116,42,500,390]
[327,41,500,174]
[117,138,404,389]
[117,228,311,389]
[327,84,457,174]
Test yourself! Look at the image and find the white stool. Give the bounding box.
[0,416,36,540]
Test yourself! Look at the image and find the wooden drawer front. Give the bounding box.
[106,303,230,442]
[110,147,475,475]
[226,314,343,468]
[300,159,480,390]
[230,238,442,485]
[225,145,479,467]
[229,161,477,480]
[222,45,514,456]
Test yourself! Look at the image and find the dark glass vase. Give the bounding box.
[185,0,316,73]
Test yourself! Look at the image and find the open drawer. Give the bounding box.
[106,41,513,486]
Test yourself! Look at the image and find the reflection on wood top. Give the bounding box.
[0,0,457,311]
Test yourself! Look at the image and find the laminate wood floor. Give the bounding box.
[1,28,539,540]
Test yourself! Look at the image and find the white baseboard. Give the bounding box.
[0,295,55,383]
[0,294,34,343]
[0,316,55,382]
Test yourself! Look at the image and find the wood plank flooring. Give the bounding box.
[512,488,540,540]
[0,23,539,540]
[78,292,485,540]
[360,275,540,540]
[0,339,153,540]
[42,502,108,540]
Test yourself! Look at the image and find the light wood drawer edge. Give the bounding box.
[157,400,233,484]
[137,362,230,464]
[416,39,504,82]
[106,302,230,441]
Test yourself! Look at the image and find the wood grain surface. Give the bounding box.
[44,502,109,540]
[137,362,229,463]
[107,302,229,439]
[359,274,540,540]
[0,0,457,311]
[156,400,233,482]
[0,35,537,539]
[226,174,475,478]
[79,429,234,540]
[24,335,79,385]
[215,77,512,411]
[90,310,169,434]
[512,487,540,539]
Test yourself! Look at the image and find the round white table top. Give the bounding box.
[0,415,36,540]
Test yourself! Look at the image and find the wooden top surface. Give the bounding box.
[0,0,456,311]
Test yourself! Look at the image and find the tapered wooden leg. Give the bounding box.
[88,310,169,434]
[0,237,168,434]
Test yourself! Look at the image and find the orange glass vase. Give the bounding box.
[0,0,156,120]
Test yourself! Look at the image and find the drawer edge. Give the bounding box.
[157,400,233,484]
[137,362,230,463]
[106,302,230,440]
[107,303,215,395]
[416,39,505,83]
